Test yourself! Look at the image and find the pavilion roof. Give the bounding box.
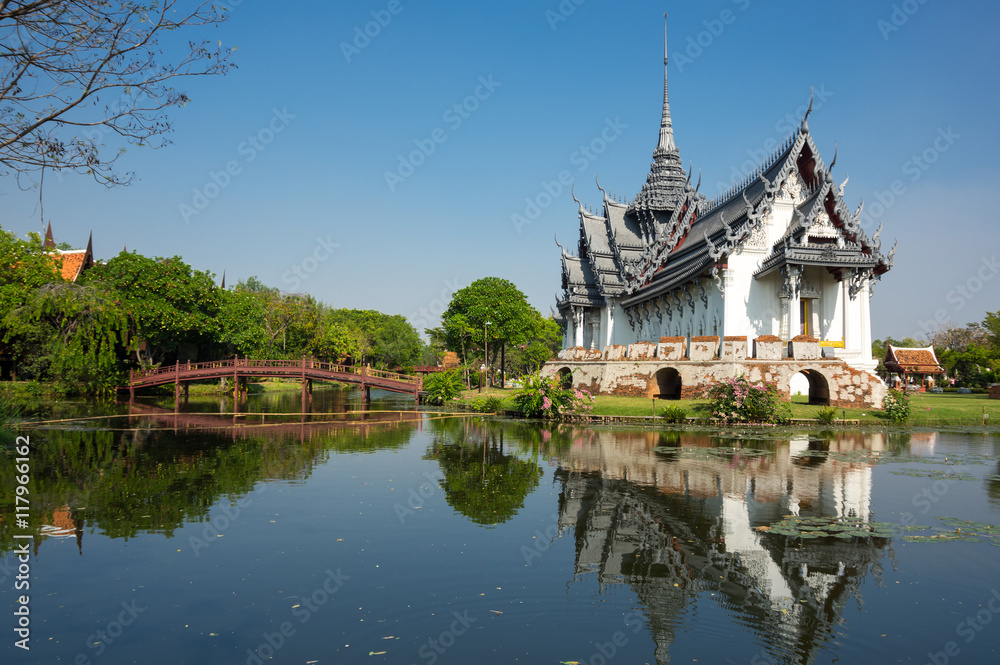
[884,345,944,374]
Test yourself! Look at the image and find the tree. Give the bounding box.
[5,281,127,394]
[441,277,540,386]
[982,311,1000,353]
[0,225,62,377]
[216,287,267,358]
[503,315,561,378]
[81,251,222,367]
[1,1,235,189]
[371,314,420,370]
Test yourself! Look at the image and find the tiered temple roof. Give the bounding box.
[558,23,895,316]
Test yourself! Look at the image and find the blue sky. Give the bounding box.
[3,0,999,341]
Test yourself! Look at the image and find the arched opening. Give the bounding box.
[655,368,682,400]
[794,370,830,406]
[557,368,573,389]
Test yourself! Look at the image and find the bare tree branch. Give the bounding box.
[0,0,235,189]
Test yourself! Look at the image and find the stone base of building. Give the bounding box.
[543,357,887,410]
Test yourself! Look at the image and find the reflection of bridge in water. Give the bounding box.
[127,403,426,443]
[123,356,422,404]
[547,429,903,665]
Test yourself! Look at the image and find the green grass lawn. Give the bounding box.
[455,386,998,426]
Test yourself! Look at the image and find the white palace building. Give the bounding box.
[548,20,895,408]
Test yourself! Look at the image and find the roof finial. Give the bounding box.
[554,234,569,258]
[571,185,585,214]
[801,87,814,132]
[657,12,676,152]
[829,141,838,172]
[42,221,55,249]
[595,174,608,201]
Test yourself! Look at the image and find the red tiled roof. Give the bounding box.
[886,346,944,373]
[56,251,87,281]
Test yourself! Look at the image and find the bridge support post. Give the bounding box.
[301,355,307,412]
[174,360,180,412]
[361,364,370,404]
[233,354,239,413]
[129,368,135,403]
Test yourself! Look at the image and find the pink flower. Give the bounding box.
[542,396,552,410]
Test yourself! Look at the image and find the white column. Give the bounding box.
[605,299,615,347]
[574,307,584,348]
[859,280,874,367]
[842,270,852,351]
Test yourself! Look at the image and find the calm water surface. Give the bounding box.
[2,388,1000,665]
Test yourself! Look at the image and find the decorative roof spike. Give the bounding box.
[220,270,226,289]
[595,174,609,202]
[839,173,850,196]
[554,233,569,259]
[658,12,676,153]
[696,168,702,192]
[571,185,585,215]
[801,87,814,132]
[829,141,838,172]
[43,222,55,249]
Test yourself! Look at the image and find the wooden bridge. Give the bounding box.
[125,356,422,403]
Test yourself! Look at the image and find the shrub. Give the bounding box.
[816,406,838,425]
[471,396,504,413]
[660,405,688,423]
[512,371,595,418]
[882,388,911,424]
[422,370,465,406]
[704,375,791,425]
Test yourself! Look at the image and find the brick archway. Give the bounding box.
[796,369,831,405]
[653,368,682,400]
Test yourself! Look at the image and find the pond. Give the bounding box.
[2,388,1000,664]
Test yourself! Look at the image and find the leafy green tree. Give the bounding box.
[982,311,1000,354]
[216,287,267,358]
[81,252,223,367]
[441,277,541,386]
[0,226,62,376]
[309,314,360,363]
[5,282,128,395]
[503,315,561,378]
[371,315,421,369]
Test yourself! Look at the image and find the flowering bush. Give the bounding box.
[704,375,791,424]
[882,388,911,424]
[512,371,595,418]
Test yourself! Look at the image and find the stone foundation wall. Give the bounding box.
[546,337,888,408]
[544,358,887,409]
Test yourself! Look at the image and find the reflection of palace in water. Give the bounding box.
[551,429,908,664]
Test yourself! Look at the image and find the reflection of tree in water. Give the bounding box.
[549,428,894,665]
[0,417,417,555]
[425,418,543,526]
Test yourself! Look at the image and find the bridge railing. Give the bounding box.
[130,357,420,387]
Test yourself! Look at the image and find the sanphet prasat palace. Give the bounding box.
[547,22,896,409]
